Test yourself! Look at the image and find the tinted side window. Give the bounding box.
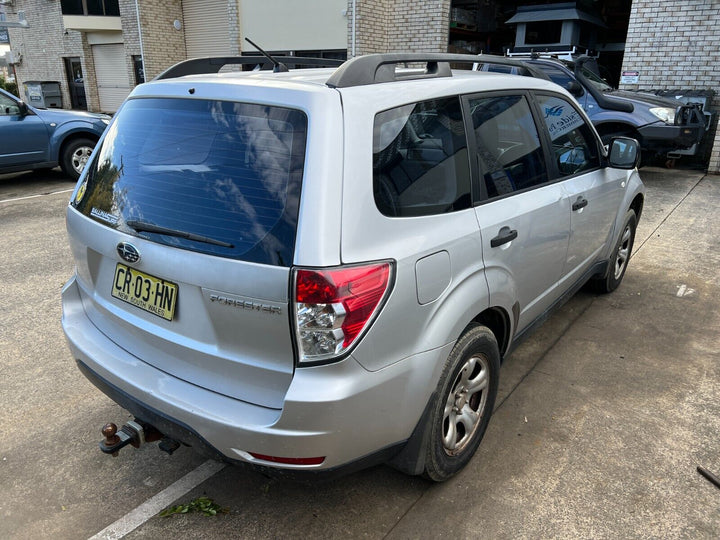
[0,94,20,116]
[536,94,600,177]
[469,95,548,198]
[373,97,471,217]
[534,63,577,92]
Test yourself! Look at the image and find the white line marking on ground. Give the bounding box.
[88,459,226,540]
[0,188,74,204]
[676,284,695,297]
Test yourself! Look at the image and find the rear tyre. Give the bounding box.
[590,209,637,294]
[60,137,96,180]
[423,324,500,482]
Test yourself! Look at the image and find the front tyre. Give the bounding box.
[591,209,637,294]
[60,137,96,180]
[423,324,500,482]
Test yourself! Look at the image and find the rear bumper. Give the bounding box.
[76,359,404,480]
[62,276,449,473]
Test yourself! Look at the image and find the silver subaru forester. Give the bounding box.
[62,53,644,481]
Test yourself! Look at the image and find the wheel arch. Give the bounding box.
[57,131,99,163]
[629,192,644,222]
[594,121,642,142]
[469,306,512,358]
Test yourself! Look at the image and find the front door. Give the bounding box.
[466,93,570,333]
[0,92,50,167]
[533,93,624,281]
[65,57,87,110]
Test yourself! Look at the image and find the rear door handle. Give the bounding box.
[490,226,518,248]
[572,197,588,211]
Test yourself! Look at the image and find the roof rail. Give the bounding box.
[325,53,552,88]
[154,56,345,81]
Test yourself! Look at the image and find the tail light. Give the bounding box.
[293,261,393,365]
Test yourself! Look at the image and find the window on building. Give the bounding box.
[61,0,120,16]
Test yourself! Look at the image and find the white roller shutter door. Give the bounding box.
[183,0,232,58]
[92,43,131,113]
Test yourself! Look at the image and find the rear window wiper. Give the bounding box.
[126,220,234,248]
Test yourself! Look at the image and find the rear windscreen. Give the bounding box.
[73,98,307,267]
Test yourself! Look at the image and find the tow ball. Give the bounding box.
[100,420,179,456]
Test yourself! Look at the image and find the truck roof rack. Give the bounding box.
[325,53,551,88]
[155,56,345,81]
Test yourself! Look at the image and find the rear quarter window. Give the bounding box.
[73,98,307,267]
[373,97,472,217]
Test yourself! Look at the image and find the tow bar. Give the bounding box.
[100,420,181,456]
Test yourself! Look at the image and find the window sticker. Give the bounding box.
[543,102,584,140]
[75,181,87,204]
[91,207,119,225]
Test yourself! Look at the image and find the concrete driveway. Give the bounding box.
[1,167,718,539]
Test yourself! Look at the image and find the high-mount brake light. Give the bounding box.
[294,262,393,365]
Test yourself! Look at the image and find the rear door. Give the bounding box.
[68,96,311,409]
[533,92,625,281]
[466,92,570,333]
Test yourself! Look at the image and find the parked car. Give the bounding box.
[62,53,644,481]
[0,88,109,179]
[476,55,706,163]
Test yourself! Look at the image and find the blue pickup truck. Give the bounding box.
[476,55,706,163]
[0,88,110,179]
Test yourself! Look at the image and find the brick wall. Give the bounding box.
[347,0,389,55]
[120,0,141,85]
[136,0,187,80]
[228,0,242,55]
[6,0,84,110]
[621,0,720,172]
[347,0,450,57]
[389,0,450,53]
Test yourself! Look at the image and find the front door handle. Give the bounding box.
[490,226,518,248]
[572,196,588,211]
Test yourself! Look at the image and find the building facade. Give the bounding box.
[4,0,346,113]
[4,0,720,171]
[618,0,720,171]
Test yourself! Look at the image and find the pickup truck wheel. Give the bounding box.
[61,138,96,180]
[591,209,637,294]
[423,324,500,482]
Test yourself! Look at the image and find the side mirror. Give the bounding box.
[566,81,584,97]
[608,137,640,169]
[17,101,29,116]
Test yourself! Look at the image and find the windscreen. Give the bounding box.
[73,98,307,267]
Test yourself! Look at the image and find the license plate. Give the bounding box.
[111,263,178,321]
